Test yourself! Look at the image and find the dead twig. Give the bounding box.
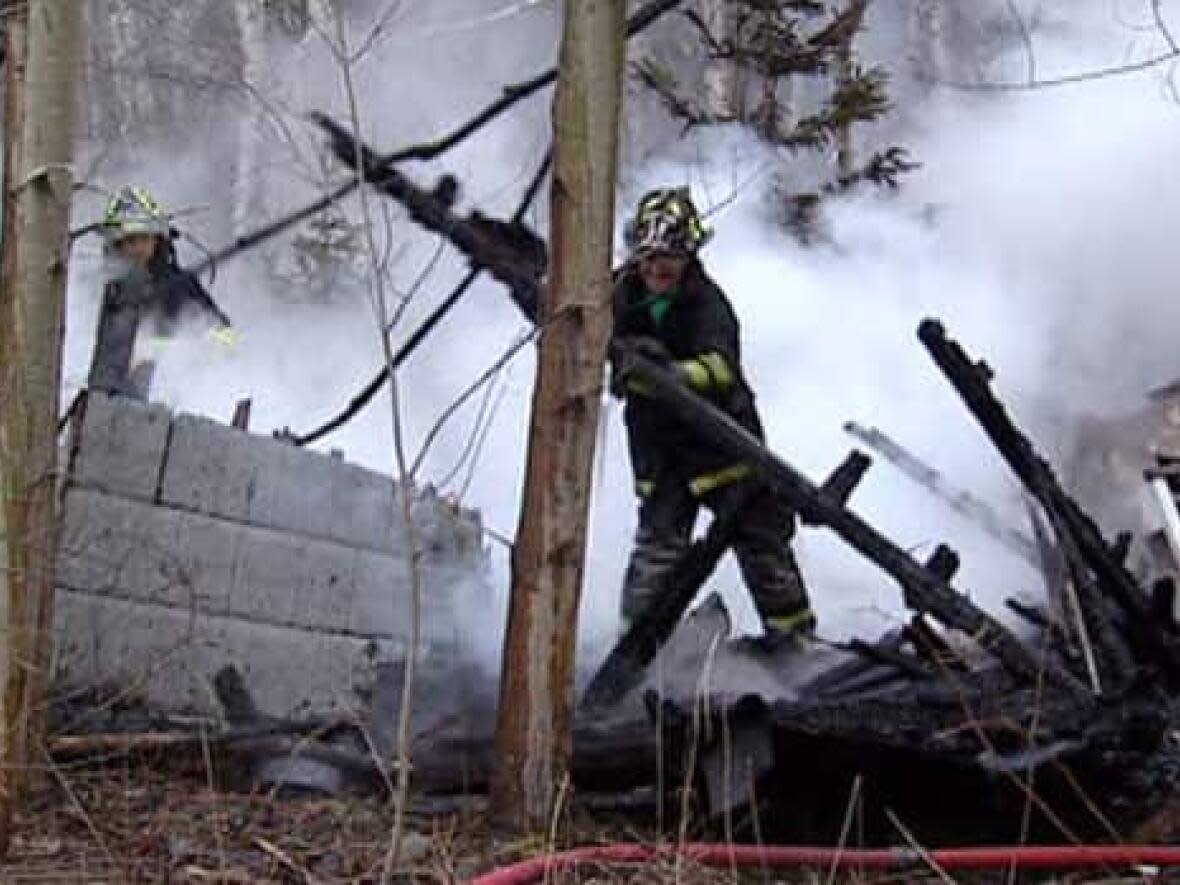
[39,744,121,874]
[409,329,538,477]
[254,836,321,885]
[884,807,955,885]
[827,774,863,885]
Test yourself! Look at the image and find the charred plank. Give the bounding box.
[846,638,932,680]
[917,318,1180,683]
[906,614,968,672]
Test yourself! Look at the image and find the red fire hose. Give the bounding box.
[472,843,1180,884]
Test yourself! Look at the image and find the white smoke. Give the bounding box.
[64,0,1180,672]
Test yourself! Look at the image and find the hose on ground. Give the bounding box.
[472,843,1180,884]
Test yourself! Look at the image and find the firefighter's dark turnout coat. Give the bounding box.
[610,258,814,635]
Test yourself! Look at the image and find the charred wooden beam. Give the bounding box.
[815,664,911,699]
[1006,598,1056,632]
[819,450,872,506]
[1026,500,1104,693]
[231,398,251,431]
[314,113,546,322]
[847,638,932,680]
[1113,531,1134,565]
[1153,577,1177,634]
[287,151,552,446]
[618,347,1090,700]
[801,628,905,697]
[906,615,968,672]
[917,319,1180,684]
[924,544,960,581]
[1044,503,1134,691]
[213,665,261,724]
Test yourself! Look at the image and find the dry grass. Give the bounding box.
[0,758,1164,883]
[1,757,498,883]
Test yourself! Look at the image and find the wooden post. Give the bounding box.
[490,0,626,832]
[0,0,84,855]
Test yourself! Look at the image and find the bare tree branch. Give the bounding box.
[317,8,422,876]
[1004,0,1037,84]
[385,237,446,334]
[436,373,504,491]
[189,0,683,278]
[409,328,538,478]
[456,388,508,501]
[397,0,554,39]
[287,148,552,447]
[1154,0,1179,53]
[348,0,408,64]
[928,48,1180,90]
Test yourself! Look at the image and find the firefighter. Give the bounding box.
[87,186,234,399]
[610,187,816,644]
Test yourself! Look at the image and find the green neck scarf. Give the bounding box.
[642,290,675,326]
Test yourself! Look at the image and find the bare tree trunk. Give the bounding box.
[835,1,869,176]
[701,0,740,119]
[0,0,83,856]
[490,0,626,833]
[234,1,268,239]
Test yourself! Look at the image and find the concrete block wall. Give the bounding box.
[53,392,490,718]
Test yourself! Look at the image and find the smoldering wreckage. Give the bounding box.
[52,15,1180,876]
[60,127,1180,842]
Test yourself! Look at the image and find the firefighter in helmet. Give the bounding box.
[610,187,816,643]
[87,185,234,399]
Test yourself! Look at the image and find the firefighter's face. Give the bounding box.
[116,234,160,267]
[638,252,689,295]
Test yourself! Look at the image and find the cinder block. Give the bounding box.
[351,551,469,668]
[351,550,411,638]
[231,527,306,626]
[52,589,469,721]
[83,596,225,711]
[291,537,357,633]
[57,488,185,607]
[51,590,102,687]
[158,413,261,522]
[416,561,472,655]
[245,444,338,543]
[69,392,172,502]
[53,400,502,722]
[169,509,242,615]
[218,618,367,718]
[162,411,405,552]
[329,462,400,554]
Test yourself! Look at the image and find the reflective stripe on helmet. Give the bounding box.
[102,186,170,242]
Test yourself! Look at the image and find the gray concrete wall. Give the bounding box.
[53,392,491,718]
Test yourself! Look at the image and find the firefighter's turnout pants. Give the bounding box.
[619,474,811,633]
